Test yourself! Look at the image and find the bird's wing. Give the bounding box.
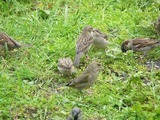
[67,73,90,86]
[95,29,108,39]
[75,73,90,83]
[132,38,159,49]
[99,32,108,39]
[76,35,93,53]
[0,33,20,48]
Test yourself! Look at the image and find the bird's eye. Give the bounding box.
[95,30,100,33]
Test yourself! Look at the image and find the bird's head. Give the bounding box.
[71,107,81,120]
[83,26,93,33]
[90,28,101,38]
[121,40,130,52]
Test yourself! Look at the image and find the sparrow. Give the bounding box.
[154,16,160,36]
[0,32,31,51]
[66,107,82,120]
[57,58,76,75]
[121,38,160,56]
[91,28,109,48]
[73,26,93,66]
[66,62,101,90]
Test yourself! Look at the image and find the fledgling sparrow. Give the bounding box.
[66,62,101,90]
[91,28,109,48]
[0,32,31,51]
[66,107,82,120]
[73,26,93,66]
[57,58,76,75]
[154,16,160,36]
[121,38,160,56]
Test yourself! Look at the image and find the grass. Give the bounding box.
[0,0,160,119]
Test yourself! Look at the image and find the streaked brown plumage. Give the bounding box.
[66,62,101,90]
[57,58,76,75]
[0,32,31,51]
[121,38,160,56]
[91,28,109,48]
[73,26,93,66]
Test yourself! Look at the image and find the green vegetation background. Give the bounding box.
[0,0,160,119]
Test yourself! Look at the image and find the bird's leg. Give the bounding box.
[143,51,148,57]
[4,42,9,57]
[138,51,148,60]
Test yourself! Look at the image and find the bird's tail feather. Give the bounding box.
[66,80,75,87]
[154,41,160,47]
[66,80,73,86]
[150,41,160,49]
[19,44,32,48]
[73,53,83,66]
[66,82,70,86]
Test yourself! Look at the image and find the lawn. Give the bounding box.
[0,0,160,119]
